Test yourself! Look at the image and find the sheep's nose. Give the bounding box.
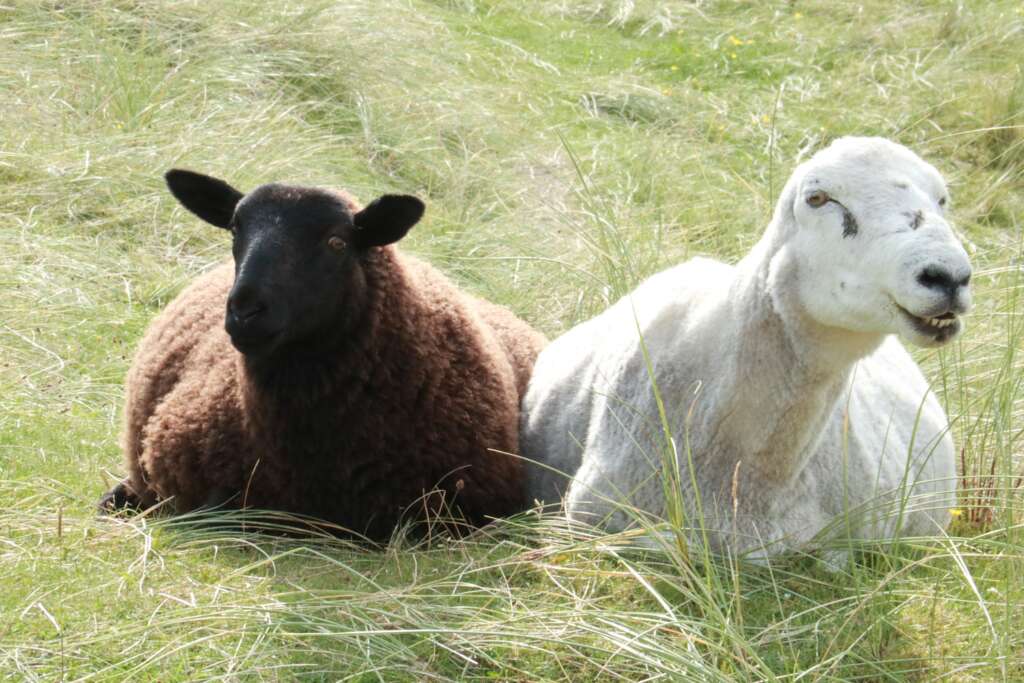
[228,290,266,322]
[921,266,966,313]
[917,265,971,306]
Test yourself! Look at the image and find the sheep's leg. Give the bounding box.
[97,479,145,514]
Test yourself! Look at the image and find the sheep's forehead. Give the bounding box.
[236,184,357,231]
[803,137,946,198]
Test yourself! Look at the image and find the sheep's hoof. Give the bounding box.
[97,482,142,514]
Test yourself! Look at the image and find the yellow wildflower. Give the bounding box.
[949,508,963,517]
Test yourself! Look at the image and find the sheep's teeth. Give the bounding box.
[925,317,957,329]
[914,313,957,329]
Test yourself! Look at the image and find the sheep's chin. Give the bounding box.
[894,305,962,348]
[230,330,281,357]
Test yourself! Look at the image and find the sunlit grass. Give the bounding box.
[1,0,1022,680]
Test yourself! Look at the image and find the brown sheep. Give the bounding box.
[99,170,547,541]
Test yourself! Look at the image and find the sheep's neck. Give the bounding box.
[704,242,882,487]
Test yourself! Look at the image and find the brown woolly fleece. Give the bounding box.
[117,242,547,541]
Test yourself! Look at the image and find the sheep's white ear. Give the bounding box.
[770,173,801,237]
[351,194,425,248]
[165,169,244,229]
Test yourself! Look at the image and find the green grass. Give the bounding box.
[1,0,1022,679]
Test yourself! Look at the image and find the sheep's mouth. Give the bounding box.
[229,329,280,355]
[896,306,961,343]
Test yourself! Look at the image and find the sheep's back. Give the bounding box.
[331,253,534,531]
[463,296,547,400]
[398,254,544,404]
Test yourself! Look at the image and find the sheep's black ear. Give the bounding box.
[165,169,244,229]
[351,195,425,248]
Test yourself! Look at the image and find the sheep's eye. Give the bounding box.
[938,196,947,207]
[806,190,830,208]
[327,236,346,251]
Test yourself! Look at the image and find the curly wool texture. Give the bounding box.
[121,206,546,540]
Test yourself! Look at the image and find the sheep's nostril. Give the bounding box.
[917,266,957,293]
[238,305,264,322]
[228,297,266,322]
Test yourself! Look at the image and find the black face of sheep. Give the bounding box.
[165,170,425,359]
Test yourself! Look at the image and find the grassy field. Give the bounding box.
[2,0,1023,680]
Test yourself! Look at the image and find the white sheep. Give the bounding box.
[521,137,972,558]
